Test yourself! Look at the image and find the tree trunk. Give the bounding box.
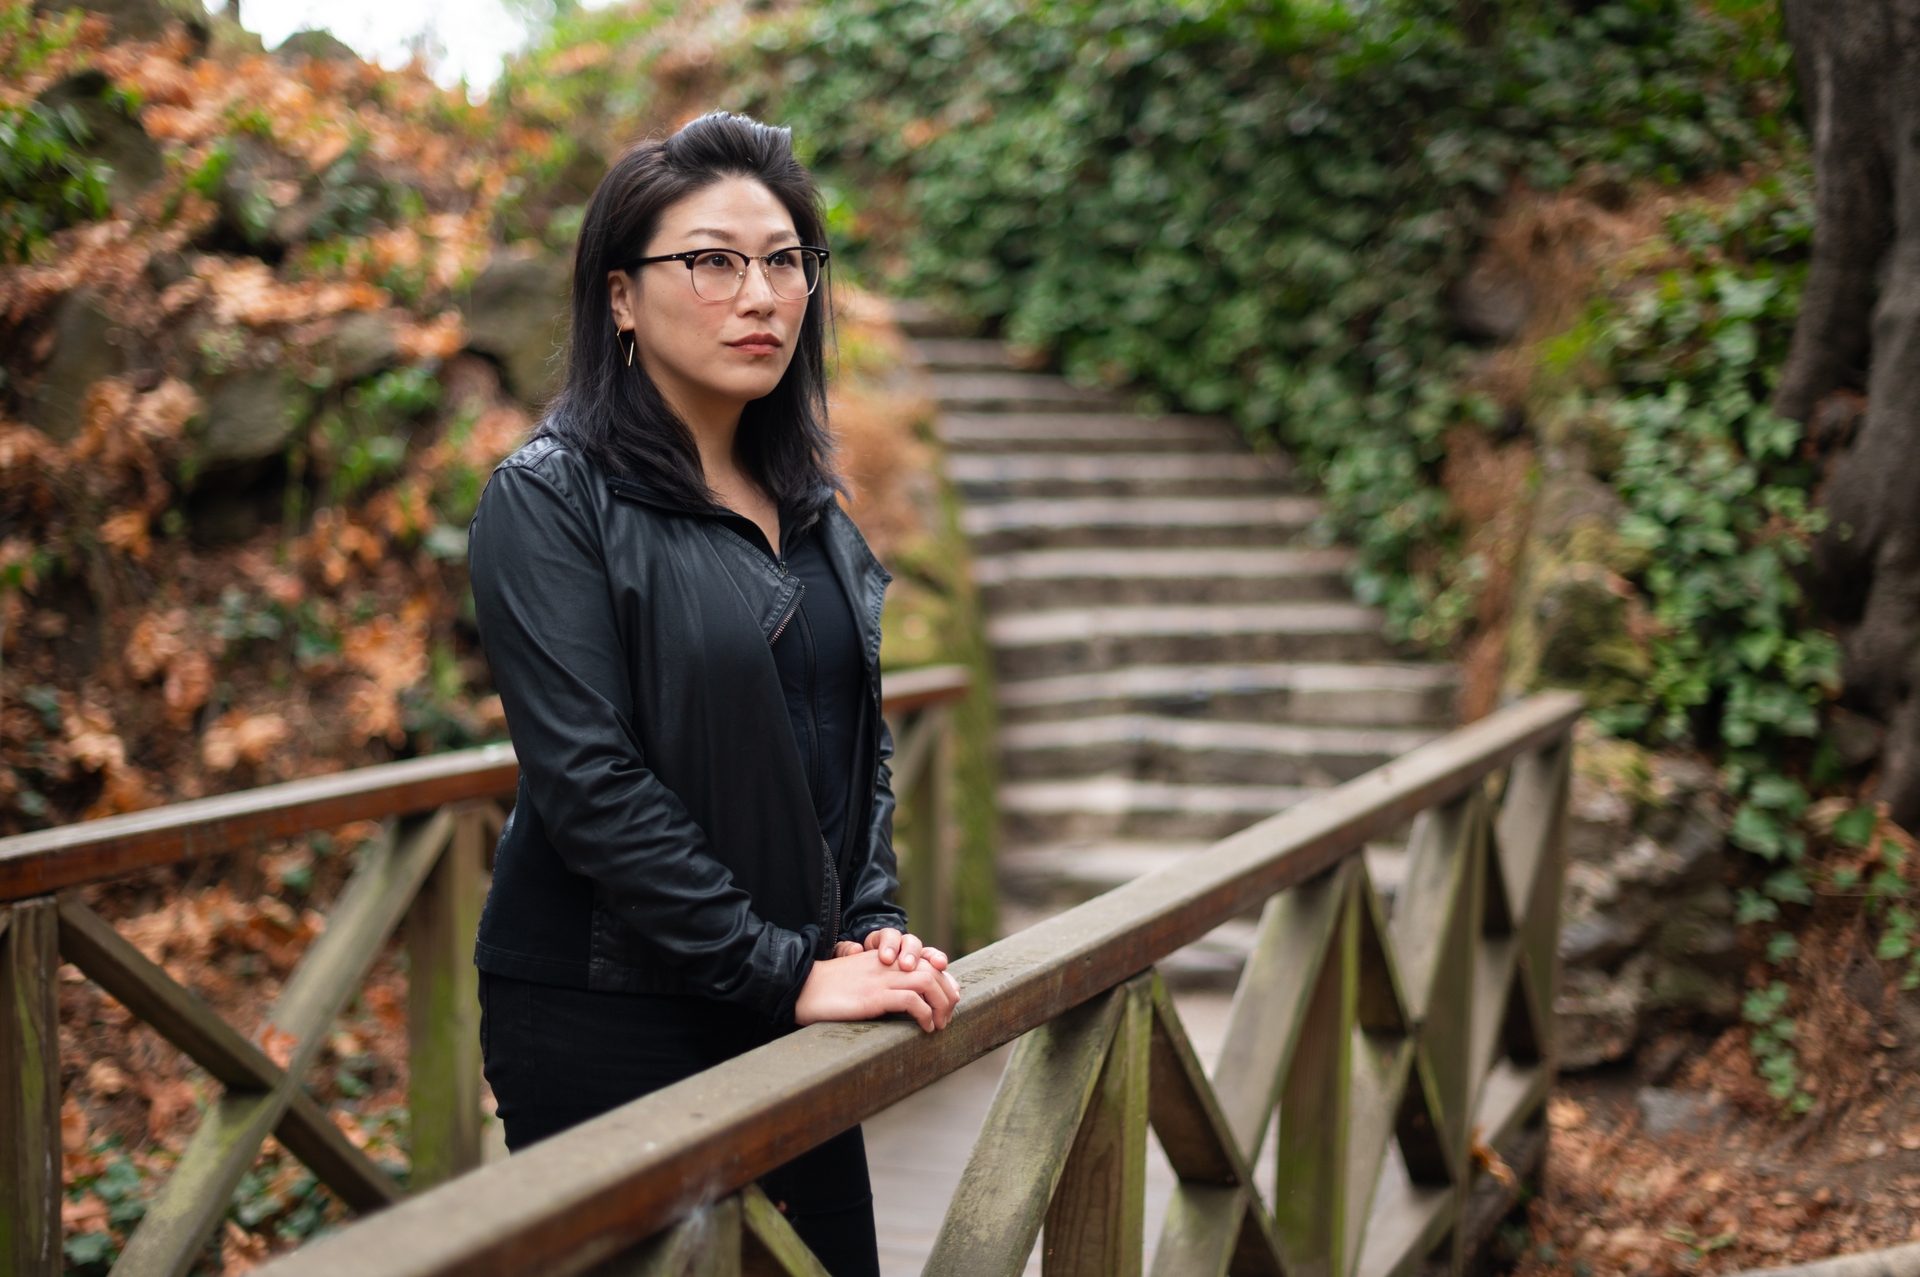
[1784,0,1920,823]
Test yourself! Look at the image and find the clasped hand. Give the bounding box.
[793,927,962,1032]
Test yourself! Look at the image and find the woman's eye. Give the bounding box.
[698,254,735,271]
[766,251,794,268]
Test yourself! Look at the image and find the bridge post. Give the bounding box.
[409,804,487,1188]
[0,897,61,1277]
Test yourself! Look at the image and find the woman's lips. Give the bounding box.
[727,333,782,355]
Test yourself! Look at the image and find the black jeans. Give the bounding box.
[479,973,879,1277]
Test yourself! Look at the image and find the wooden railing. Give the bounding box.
[231,689,1579,1277]
[0,665,973,1277]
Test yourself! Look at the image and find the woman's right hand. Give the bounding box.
[794,948,962,1032]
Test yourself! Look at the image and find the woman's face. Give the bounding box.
[609,176,811,419]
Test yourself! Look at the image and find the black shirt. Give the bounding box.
[715,508,865,869]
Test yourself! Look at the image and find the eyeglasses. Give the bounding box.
[626,246,830,302]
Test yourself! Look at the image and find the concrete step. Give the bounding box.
[946,451,1295,499]
[929,372,1129,414]
[999,776,1313,843]
[974,548,1356,608]
[910,338,1017,373]
[1001,838,1411,909]
[961,496,1322,553]
[887,299,973,339]
[989,603,1393,680]
[998,715,1442,787]
[939,413,1245,455]
[996,661,1458,727]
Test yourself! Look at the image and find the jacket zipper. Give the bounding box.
[769,583,803,645]
[823,834,842,952]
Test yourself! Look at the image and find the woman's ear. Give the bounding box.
[607,269,637,334]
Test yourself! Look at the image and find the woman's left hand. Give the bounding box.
[833,928,949,974]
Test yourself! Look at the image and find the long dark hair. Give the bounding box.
[538,112,836,511]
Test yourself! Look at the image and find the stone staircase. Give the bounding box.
[905,322,1456,969]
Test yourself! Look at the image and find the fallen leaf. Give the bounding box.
[221,1219,269,1276]
[60,1096,90,1153]
[260,1025,298,1071]
[85,1058,132,1097]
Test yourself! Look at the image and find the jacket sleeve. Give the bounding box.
[840,713,910,945]
[469,461,814,1022]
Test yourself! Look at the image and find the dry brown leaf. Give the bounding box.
[260,1025,298,1071]
[84,1058,132,1097]
[125,608,191,681]
[60,1095,90,1153]
[61,1191,110,1232]
[163,648,213,727]
[201,711,291,772]
[99,507,152,559]
[221,1219,270,1276]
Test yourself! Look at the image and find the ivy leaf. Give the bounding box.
[1747,774,1808,815]
[1766,931,1800,963]
[1763,868,1813,905]
[1832,804,1879,849]
[1730,803,1786,860]
[1735,887,1779,925]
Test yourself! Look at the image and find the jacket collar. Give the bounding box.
[604,475,885,663]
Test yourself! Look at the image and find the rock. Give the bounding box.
[275,29,361,62]
[25,288,126,442]
[36,71,163,210]
[1645,959,1740,1018]
[1560,910,1649,968]
[144,249,193,291]
[1453,256,1534,341]
[195,370,308,467]
[1635,1087,1722,1136]
[211,134,317,254]
[460,250,571,403]
[331,313,399,382]
[33,0,207,43]
[1555,960,1647,1071]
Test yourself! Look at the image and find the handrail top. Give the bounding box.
[258,690,1583,1277]
[0,665,974,903]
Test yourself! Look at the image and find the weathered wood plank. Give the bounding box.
[1389,793,1484,1183]
[738,1184,829,1277]
[1044,976,1151,1277]
[589,1196,742,1277]
[0,747,514,903]
[1508,742,1570,1070]
[1273,874,1356,1276]
[112,810,454,1277]
[255,694,1582,1277]
[1340,1030,1415,1277]
[54,896,402,1212]
[410,806,486,1189]
[0,898,60,1277]
[1145,976,1288,1277]
[1150,1185,1241,1277]
[925,988,1126,1277]
[1355,1148,1455,1277]
[1211,864,1349,1160]
[876,664,972,714]
[1145,978,1241,1187]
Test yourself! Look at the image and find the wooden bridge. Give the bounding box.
[0,669,1578,1276]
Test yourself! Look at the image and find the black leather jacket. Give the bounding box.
[467,435,906,1024]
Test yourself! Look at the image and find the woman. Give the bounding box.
[466,112,960,1277]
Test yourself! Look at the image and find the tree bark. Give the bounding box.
[1785,0,1920,823]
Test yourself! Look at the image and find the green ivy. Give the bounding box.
[750,0,1793,640]
[1579,178,1836,864]
[0,97,111,262]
